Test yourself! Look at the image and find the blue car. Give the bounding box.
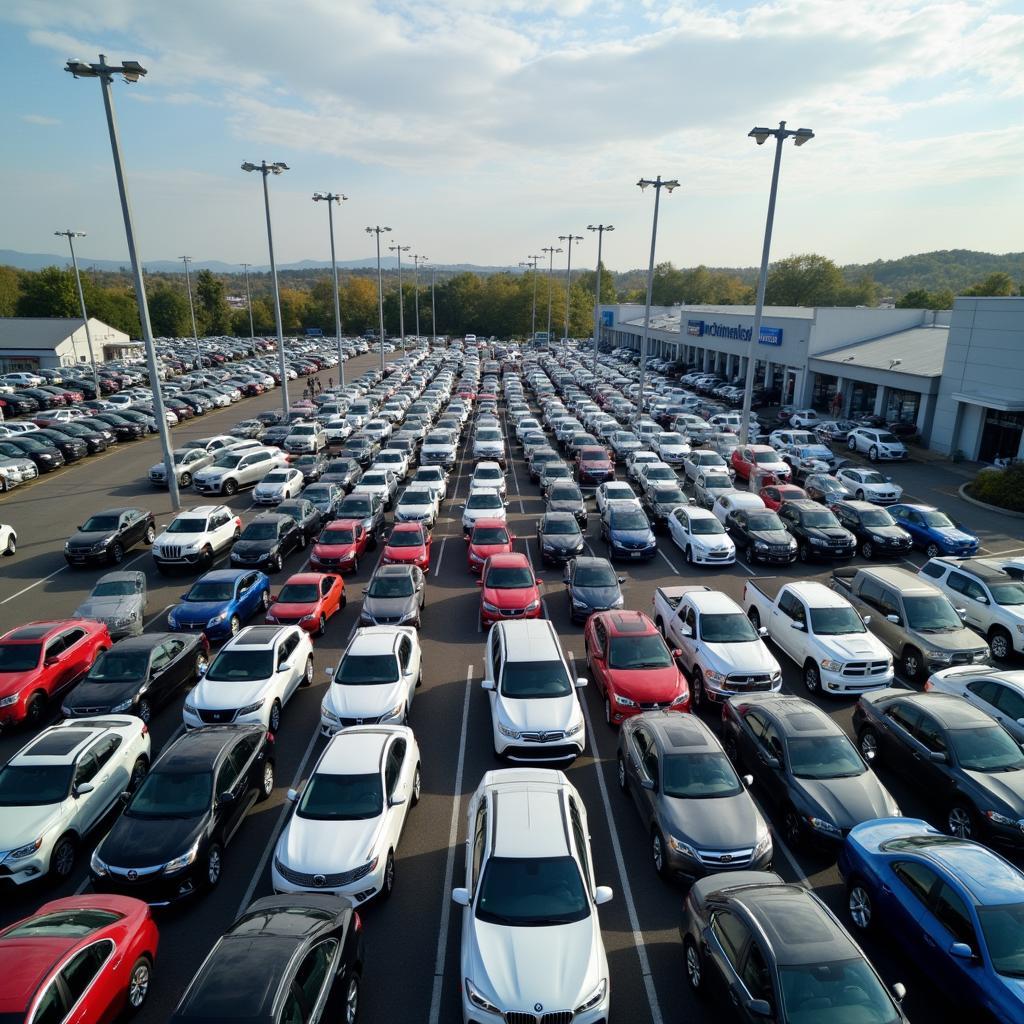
[839,817,1024,1022]
[888,503,980,557]
[167,568,270,639]
[600,502,657,561]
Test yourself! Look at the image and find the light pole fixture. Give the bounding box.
[366,226,392,370]
[587,224,614,373]
[558,234,583,341]
[738,121,814,445]
[241,159,291,416]
[388,243,411,350]
[635,176,679,427]
[541,245,562,344]
[240,262,256,343]
[313,191,349,387]
[411,254,428,341]
[179,256,202,371]
[526,255,543,342]
[430,265,438,346]
[54,230,102,402]
[64,54,180,510]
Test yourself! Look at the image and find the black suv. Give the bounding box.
[229,513,305,573]
[830,500,913,560]
[778,498,856,562]
[65,507,156,566]
[642,481,688,531]
[726,508,798,565]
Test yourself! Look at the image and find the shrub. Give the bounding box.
[970,463,1024,512]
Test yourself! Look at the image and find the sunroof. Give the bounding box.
[26,731,93,756]
[787,712,826,732]
[238,626,281,645]
[663,721,706,748]
[8,624,53,640]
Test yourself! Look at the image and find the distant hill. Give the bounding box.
[841,249,1024,295]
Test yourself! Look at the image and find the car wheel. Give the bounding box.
[858,727,880,762]
[616,754,627,792]
[110,541,125,564]
[229,614,241,636]
[869,446,881,462]
[684,545,693,565]
[747,608,761,631]
[50,834,77,879]
[194,652,208,679]
[233,527,241,541]
[856,489,865,501]
[129,755,149,792]
[136,698,152,724]
[223,478,238,496]
[144,524,156,544]
[902,646,923,681]
[604,697,613,727]
[745,544,756,564]
[783,807,804,849]
[180,472,192,487]
[206,843,223,888]
[380,849,396,900]
[860,540,874,559]
[269,699,282,733]
[848,436,857,450]
[651,830,668,878]
[351,555,359,573]
[411,763,422,807]
[684,938,705,995]
[272,554,283,573]
[990,627,1012,660]
[691,669,704,711]
[847,881,873,931]
[4,536,15,556]
[948,804,976,839]
[25,691,46,726]
[201,546,214,568]
[798,543,810,562]
[343,973,360,1024]
[259,759,275,800]
[126,956,152,1014]
[804,661,821,694]
[316,614,327,636]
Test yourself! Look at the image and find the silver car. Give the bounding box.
[73,570,148,639]
[359,564,426,628]
[149,447,215,488]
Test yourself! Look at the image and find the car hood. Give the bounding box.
[65,679,142,709]
[749,529,792,546]
[68,530,114,546]
[610,528,653,544]
[797,774,896,829]
[484,587,538,611]
[466,916,604,1013]
[662,791,765,850]
[101,812,206,867]
[74,595,140,620]
[269,601,317,618]
[497,693,578,732]
[804,526,853,543]
[931,525,978,545]
[233,539,275,557]
[608,665,682,701]
[548,500,584,514]
[818,633,889,661]
[542,534,584,551]
[383,546,425,562]
[702,640,779,676]
[173,600,230,623]
[278,814,382,874]
[965,768,1024,813]
[193,676,270,710]
[913,627,988,654]
[363,595,418,618]
[572,585,621,609]
[2,803,65,846]
[315,542,358,558]
[0,669,41,698]
[325,681,405,718]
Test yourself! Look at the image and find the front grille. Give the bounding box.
[506,1011,574,1024]
[638,700,671,710]
[338,715,381,727]
[519,730,566,743]
[160,545,183,559]
[67,706,108,716]
[271,616,304,625]
[706,549,731,559]
[697,847,754,867]
[500,607,526,617]
[726,674,774,691]
[950,653,974,665]
[842,661,889,677]
[275,859,374,888]
[197,707,236,724]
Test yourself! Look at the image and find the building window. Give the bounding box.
[849,382,878,416]
[812,374,838,411]
[979,410,1024,464]
[886,389,919,425]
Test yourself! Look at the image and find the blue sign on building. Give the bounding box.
[687,320,704,336]
[601,310,614,326]
[684,319,782,345]
[758,326,783,347]
[304,328,323,337]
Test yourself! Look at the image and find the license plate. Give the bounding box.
[631,551,643,559]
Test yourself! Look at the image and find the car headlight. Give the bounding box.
[753,831,772,858]
[524,599,541,613]
[542,541,556,552]
[0,693,20,708]
[162,841,201,874]
[208,611,228,626]
[4,837,43,862]
[810,536,827,546]
[481,600,501,614]
[666,835,699,859]
[575,979,608,1014]
[110,698,135,713]
[90,849,108,876]
[703,668,727,685]
[755,540,768,549]
[670,691,689,706]
[807,816,842,836]
[498,721,521,739]
[820,659,844,672]
[985,810,1024,827]
[565,720,584,737]
[238,699,265,716]
[183,701,197,716]
[615,693,637,707]
[382,703,404,721]
[321,703,339,723]
[926,650,953,664]
[465,979,501,1015]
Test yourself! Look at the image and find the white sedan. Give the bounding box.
[0,523,15,556]
[272,725,420,902]
[653,431,691,464]
[461,488,507,535]
[668,505,736,566]
[410,465,448,501]
[394,486,441,526]
[836,467,904,504]
[846,427,909,461]
[596,480,640,514]
[252,467,305,505]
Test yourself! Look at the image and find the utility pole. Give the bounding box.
[55,230,102,401]
[558,234,583,341]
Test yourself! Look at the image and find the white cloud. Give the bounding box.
[19,113,61,125]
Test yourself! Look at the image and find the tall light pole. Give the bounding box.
[313,191,349,388]
[526,254,542,343]
[411,254,428,341]
[558,234,583,342]
[240,262,255,343]
[739,121,815,444]
[64,55,180,510]
[388,243,410,350]
[636,176,679,427]
[241,160,291,417]
[179,256,202,371]
[587,224,614,373]
[430,265,438,346]
[366,226,391,370]
[54,230,102,401]
[541,245,562,343]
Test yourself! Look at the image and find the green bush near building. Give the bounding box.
[969,463,1024,512]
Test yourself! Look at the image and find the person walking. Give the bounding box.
[830,390,842,419]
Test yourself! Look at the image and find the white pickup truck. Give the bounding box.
[651,585,782,711]
[743,579,894,696]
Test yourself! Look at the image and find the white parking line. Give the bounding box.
[0,565,67,605]
[746,791,810,888]
[434,537,446,576]
[428,664,475,1024]
[144,604,173,629]
[656,549,680,575]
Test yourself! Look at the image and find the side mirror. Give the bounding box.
[509,534,517,542]
[758,626,769,638]
[44,657,59,668]
[476,579,483,586]
[975,595,989,605]
[119,790,132,803]
[218,791,236,806]
[790,621,806,631]
[956,607,967,619]
[536,579,543,586]
[679,624,693,638]
[743,774,754,787]
[746,999,773,1019]
[672,649,682,658]
[481,678,495,691]
[286,786,301,803]
[594,885,614,905]
[451,887,470,907]
[929,750,948,763]
[862,614,871,625]
[891,982,906,1003]
[640,778,655,791]
[278,662,292,674]
[269,594,278,602]
[761,755,781,770]
[389,794,407,807]
[949,942,974,960]
[324,666,335,677]
[886,614,901,624]
[576,677,588,688]
[74,782,95,797]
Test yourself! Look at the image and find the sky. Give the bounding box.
[2,0,1023,272]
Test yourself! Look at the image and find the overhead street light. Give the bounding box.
[313,191,349,386]
[541,245,563,345]
[366,226,392,370]
[388,243,411,351]
[240,262,255,343]
[558,234,583,342]
[587,225,613,374]
[179,256,202,371]
[54,230,102,402]
[412,254,428,341]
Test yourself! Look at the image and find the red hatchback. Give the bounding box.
[0,620,112,729]
[758,483,807,511]
[310,519,370,574]
[266,572,346,635]
[0,894,159,1022]
[382,523,432,571]
[576,445,615,485]
[583,610,689,725]
[467,519,516,573]
[478,553,542,628]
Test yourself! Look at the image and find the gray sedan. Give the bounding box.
[359,564,426,628]
[73,570,148,639]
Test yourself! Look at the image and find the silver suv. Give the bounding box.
[192,447,286,496]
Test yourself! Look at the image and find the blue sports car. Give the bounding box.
[839,817,1024,1023]
[888,503,980,557]
[167,568,270,639]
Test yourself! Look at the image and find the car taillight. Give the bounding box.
[140,723,149,737]
[923,680,933,691]
[266,731,275,743]
[353,911,362,931]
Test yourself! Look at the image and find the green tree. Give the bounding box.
[963,271,1016,297]
[576,262,618,305]
[765,253,846,306]
[895,288,953,310]
[16,266,79,317]
[147,284,190,337]
[0,266,20,316]
[196,269,232,334]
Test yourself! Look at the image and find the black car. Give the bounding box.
[169,894,363,1024]
[777,498,856,562]
[536,511,586,565]
[116,408,158,433]
[45,421,110,453]
[726,508,799,565]
[320,457,362,492]
[229,513,306,573]
[255,409,284,425]
[545,482,588,527]
[293,451,328,483]
[722,693,899,850]
[18,388,58,409]
[853,689,1024,848]
[74,417,120,444]
[335,492,384,547]
[1,435,65,472]
[261,423,292,446]
[176,394,209,416]
[642,482,688,531]
[275,498,324,543]
[564,556,624,624]
[344,436,380,468]
[2,392,39,415]
[64,506,156,566]
[31,427,89,462]
[301,482,344,521]
[830,500,913,560]
[90,725,275,904]
[62,632,209,722]
[680,870,909,1021]
[92,411,145,440]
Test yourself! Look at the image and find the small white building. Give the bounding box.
[0,317,134,373]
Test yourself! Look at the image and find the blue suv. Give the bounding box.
[168,568,270,639]
[887,503,979,558]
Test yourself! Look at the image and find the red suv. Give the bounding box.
[467,519,515,574]
[731,445,791,482]
[310,519,370,574]
[576,446,615,485]
[0,619,112,728]
[478,553,542,628]
[583,610,689,725]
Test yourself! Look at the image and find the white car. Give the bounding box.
[847,427,909,461]
[374,447,411,481]
[252,467,305,505]
[149,447,215,488]
[320,626,422,734]
[1,371,44,387]
[625,450,660,484]
[0,421,41,435]
[184,624,314,732]
[595,480,640,514]
[653,431,691,464]
[324,416,352,444]
[272,725,420,902]
[353,468,399,508]
[693,471,736,510]
[452,768,612,1024]
[667,504,736,566]
[924,666,1024,742]
[683,449,732,483]
[362,418,393,444]
[284,422,327,454]
[410,465,448,501]
[788,408,821,428]
[836,467,904,504]
[0,716,150,884]
[483,619,586,763]
[0,523,15,556]
[470,460,507,500]
[193,446,289,497]
[394,486,441,526]
[152,505,242,573]
[421,430,458,467]
[461,487,507,535]
[472,426,506,465]
[712,491,767,524]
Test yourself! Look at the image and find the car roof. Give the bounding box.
[600,610,655,637]
[681,505,717,520]
[497,619,560,660]
[318,729,389,774]
[857,565,932,592]
[901,692,999,729]
[156,724,264,771]
[14,719,126,766]
[175,505,228,518]
[347,627,404,655]
[783,581,850,608]
[197,568,249,583]
[642,709,718,751]
[932,557,1009,583]
[489,775,571,859]
[486,553,530,568]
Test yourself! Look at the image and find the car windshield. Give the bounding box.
[87,650,149,681]
[262,472,289,484]
[172,451,195,464]
[476,429,501,441]
[653,487,686,505]
[608,634,671,670]
[81,515,119,532]
[815,476,843,492]
[859,509,894,527]
[977,904,1024,977]
[991,582,1024,606]
[475,855,589,926]
[298,772,383,821]
[475,468,502,481]
[501,660,572,699]
[809,606,867,635]
[779,961,899,1023]
[205,650,274,682]
[691,517,725,535]
[903,595,964,632]
[747,513,785,532]
[127,769,212,819]
[339,499,371,516]
[337,653,399,685]
[468,493,502,509]
[0,643,42,671]
[660,434,686,445]
[876,432,899,444]
[550,486,582,502]
[362,474,387,486]
[611,510,649,531]
[920,510,954,528]
[801,509,841,528]
[0,764,72,806]
[320,526,355,546]
[213,454,243,468]
[399,490,431,506]
[389,530,424,548]
[754,451,780,464]
[92,579,142,597]
[788,735,864,779]
[949,726,1024,772]
[860,472,888,484]
[704,474,731,489]
[472,527,509,545]
[545,518,579,536]
[575,563,617,588]
[240,522,279,542]
[166,517,208,535]
[700,613,758,643]
[277,584,318,603]
[486,566,535,589]
[662,753,741,799]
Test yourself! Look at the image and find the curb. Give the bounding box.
[957,482,1024,520]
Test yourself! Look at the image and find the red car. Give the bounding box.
[0,894,159,1021]
[310,519,370,574]
[0,619,112,728]
[266,572,346,635]
[478,553,542,628]
[382,523,432,570]
[758,483,807,511]
[576,445,615,485]
[467,519,516,573]
[731,444,791,482]
[583,610,690,725]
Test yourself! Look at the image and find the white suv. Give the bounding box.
[847,427,908,461]
[193,447,288,497]
[148,447,215,488]
[152,505,241,573]
[483,619,586,763]
[452,768,613,1024]
[284,422,327,454]
[0,716,150,884]
[272,725,420,903]
[183,625,314,732]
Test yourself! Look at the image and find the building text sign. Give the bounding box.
[687,319,783,346]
